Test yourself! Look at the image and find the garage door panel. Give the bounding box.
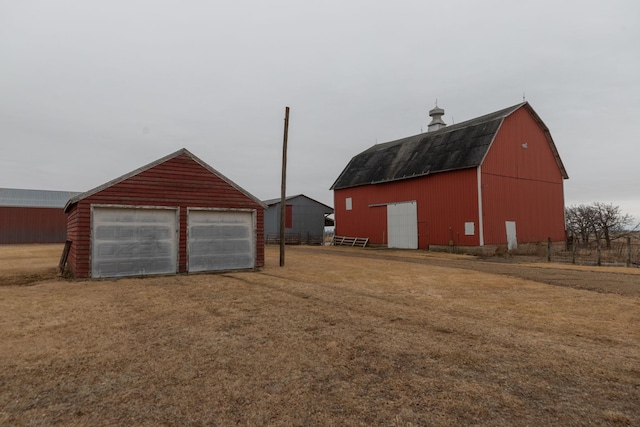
[188,210,254,272]
[96,261,118,276]
[95,226,116,240]
[223,225,249,238]
[97,257,175,277]
[95,243,117,257]
[117,227,135,239]
[191,225,219,239]
[139,226,171,240]
[92,208,178,278]
[221,239,250,252]
[190,254,253,270]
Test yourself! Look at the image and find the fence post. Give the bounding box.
[547,237,552,262]
[597,240,601,266]
[627,237,632,268]
[572,241,577,265]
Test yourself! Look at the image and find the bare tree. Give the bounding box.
[565,204,595,244]
[591,202,634,249]
[566,202,634,248]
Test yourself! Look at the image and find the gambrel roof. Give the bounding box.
[330,102,568,190]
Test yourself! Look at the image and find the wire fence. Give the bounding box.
[265,232,325,245]
[551,238,640,267]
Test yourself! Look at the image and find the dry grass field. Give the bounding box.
[1,244,639,426]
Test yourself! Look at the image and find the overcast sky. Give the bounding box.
[2,1,639,224]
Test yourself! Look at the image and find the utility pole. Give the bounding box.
[279,106,290,267]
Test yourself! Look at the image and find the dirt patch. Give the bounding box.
[0,245,639,425]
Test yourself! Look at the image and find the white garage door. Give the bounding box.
[387,201,418,249]
[188,210,255,272]
[92,207,178,278]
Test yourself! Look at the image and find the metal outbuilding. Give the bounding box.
[331,102,568,251]
[263,194,334,244]
[63,148,266,278]
[0,188,79,244]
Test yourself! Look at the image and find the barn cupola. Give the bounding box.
[428,103,447,132]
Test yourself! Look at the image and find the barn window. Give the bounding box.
[465,222,475,235]
[285,205,293,228]
[346,197,352,211]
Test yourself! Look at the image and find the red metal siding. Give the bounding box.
[480,107,566,244]
[0,207,68,244]
[334,168,480,248]
[67,153,265,278]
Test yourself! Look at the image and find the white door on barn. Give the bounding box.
[505,221,518,250]
[91,207,178,278]
[188,210,255,272]
[387,201,418,249]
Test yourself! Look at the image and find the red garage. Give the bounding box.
[64,148,266,278]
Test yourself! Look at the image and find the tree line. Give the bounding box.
[565,202,637,249]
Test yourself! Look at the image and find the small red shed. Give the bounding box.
[330,102,568,252]
[64,148,266,278]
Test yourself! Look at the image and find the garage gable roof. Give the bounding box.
[330,102,567,190]
[64,148,267,212]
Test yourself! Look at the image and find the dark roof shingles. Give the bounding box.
[331,103,524,190]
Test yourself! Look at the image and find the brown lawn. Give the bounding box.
[0,244,639,426]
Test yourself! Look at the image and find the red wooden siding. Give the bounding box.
[481,107,566,244]
[334,168,480,248]
[65,206,80,275]
[0,207,68,244]
[66,153,265,278]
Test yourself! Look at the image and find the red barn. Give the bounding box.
[0,188,79,244]
[330,102,568,252]
[64,148,266,278]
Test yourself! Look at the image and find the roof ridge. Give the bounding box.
[365,102,527,152]
[262,194,334,211]
[330,102,532,190]
[64,148,266,212]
